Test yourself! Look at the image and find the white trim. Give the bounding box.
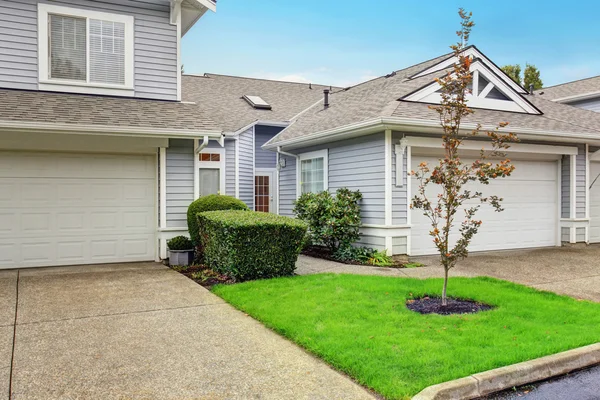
[405,136,578,156]
[384,129,393,225]
[197,147,225,196]
[384,236,393,256]
[556,160,562,246]
[191,0,216,12]
[586,144,590,219]
[159,147,167,229]
[360,225,411,238]
[406,145,412,227]
[404,60,541,115]
[297,149,329,197]
[0,120,222,139]
[252,125,256,210]
[255,168,278,213]
[235,137,240,198]
[38,3,134,95]
[275,154,280,214]
[410,46,528,94]
[193,138,200,199]
[395,137,408,187]
[155,150,160,262]
[552,91,600,104]
[570,154,577,243]
[263,117,600,151]
[175,1,182,101]
[224,120,290,138]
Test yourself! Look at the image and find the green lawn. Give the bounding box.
[213,274,600,400]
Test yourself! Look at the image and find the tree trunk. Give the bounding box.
[442,267,449,306]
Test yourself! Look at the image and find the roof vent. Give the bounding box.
[243,95,272,110]
[323,89,330,108]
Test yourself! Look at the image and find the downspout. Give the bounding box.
[194,135,210,154]
[276,146,298,161]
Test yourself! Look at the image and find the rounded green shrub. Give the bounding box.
[187,194,249,245]
[167,235,193,251]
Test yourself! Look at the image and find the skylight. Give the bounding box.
[243,95,271,110]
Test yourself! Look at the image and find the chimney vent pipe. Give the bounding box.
[323,89,330,108]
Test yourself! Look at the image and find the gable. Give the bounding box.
[401,59,542,115]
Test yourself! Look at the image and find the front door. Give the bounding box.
[254,171,276,213]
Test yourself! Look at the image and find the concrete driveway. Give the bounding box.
[297,245,600,302]
[0,263,374,400]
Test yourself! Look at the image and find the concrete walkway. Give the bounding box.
[296,245,600,302]
[1,263,374,400]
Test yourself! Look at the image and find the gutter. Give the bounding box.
[224,120,290,138]
[194,135,210,153]
[263,116,600,150]
[276,146,298,170]
[0,120,223,140]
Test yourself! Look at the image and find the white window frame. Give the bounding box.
[194,146,226,199]
[38,3,134,96]
[296,149,328,197]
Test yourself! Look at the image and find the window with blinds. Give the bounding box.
[49,15,87,81]
[89,19,125,85]
[47,11,129,87]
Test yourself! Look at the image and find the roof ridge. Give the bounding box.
[184,72,339,89]
[538,74,600,92]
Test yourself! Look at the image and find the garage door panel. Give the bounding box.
[411,157,558,255]
[0,151,156,268]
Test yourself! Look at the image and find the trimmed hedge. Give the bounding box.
[187,194,249,246]
[198,210,308,281]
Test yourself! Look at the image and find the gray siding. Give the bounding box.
[356,234,385,251]
[0,0,178,100]
[392,132,408,225]
[576,227,586,242]
[569,98,600,113]
[561,147,586,219]
[561,155,570,218]
[277,133,385,224]
[392,236,408,255]
[329,133,386,225]
[278,154,297,217]
[576,145,586,218]
[238,127,254,209]
[225,140,236,197]
[255,125,283,169]
[561,227,570,242]
[166,139,194,228]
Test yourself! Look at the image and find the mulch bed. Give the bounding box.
[301,246,407,268]
[406,296,494,315]
[170,264,234,289]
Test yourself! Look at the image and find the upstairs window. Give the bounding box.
[39,4,134,95]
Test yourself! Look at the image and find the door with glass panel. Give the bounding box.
[254,170,276,213]
[198,151,223,197]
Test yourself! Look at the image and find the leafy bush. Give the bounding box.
[187,194,249,246]
[198,210,308,281]
[333,246,393,267]
[167,235,193,251]
[293,188,362,252]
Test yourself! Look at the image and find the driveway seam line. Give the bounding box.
[8,270,19,400]
[16,301,228,326]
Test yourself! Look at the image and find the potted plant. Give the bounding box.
[167,236,194,266]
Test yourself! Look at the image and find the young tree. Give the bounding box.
[411,9,518,306]
[501,64,521,85]
[524,63,543,91]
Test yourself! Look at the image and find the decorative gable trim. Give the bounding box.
[410,45,528,95]
[401,59,542,115]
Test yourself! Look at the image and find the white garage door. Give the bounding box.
[410,157,558,256]
[0,151,156,268]
[589,162,600,242]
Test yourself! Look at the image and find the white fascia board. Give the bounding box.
[264,117,600,151]
[224,120,290,138]
[411,46,528,94]
[404,136,578,156]
[0,120,222,140]
[552,91,600,104]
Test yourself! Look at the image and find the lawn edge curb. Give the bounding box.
[412,342,600,400]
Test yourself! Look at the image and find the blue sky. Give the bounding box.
[182,1,600,88]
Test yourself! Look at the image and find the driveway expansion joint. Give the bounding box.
[15,301,228,326]
[412,343,600,400]
[8,270,19,400]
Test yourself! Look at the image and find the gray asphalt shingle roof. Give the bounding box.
[536,75,600,101]
[182,73,338,132]
[0,88,220,133]
[267,52,600,146]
